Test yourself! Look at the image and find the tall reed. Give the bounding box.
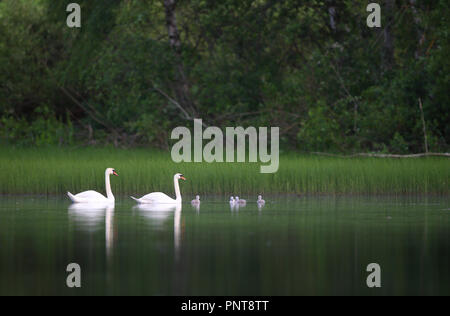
[0,146,448,196]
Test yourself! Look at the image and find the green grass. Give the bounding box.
[0,146,448,196]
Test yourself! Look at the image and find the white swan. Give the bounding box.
[257,195,265,205]
[131,173,186,204]
[235,196,246,205]
[67,168,118,204]
[229,196,235,206]
[191,195,200,205]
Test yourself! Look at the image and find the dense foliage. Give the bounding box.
[0,0,448,153]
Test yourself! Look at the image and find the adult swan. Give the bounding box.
[131,173,186,205]
[67,168,119,204]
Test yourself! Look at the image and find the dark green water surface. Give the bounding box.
[0,196,448,295]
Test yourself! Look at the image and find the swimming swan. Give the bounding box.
[235,196,246,205]
[131,173,186,204]
[67,168,118,204]
[257,195,265,205]
[191,195,200,205]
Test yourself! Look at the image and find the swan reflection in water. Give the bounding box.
[68,203,116,289]
[231,202,245,212]
[257,203,265,212]
[68,203,116,260]
[134,204,183,262]
[192,202,200,213]
[68,203,111,231]
[105,206,114,260]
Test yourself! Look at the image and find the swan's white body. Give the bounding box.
[131,173,185,205]
[67,191,110,204]
[257,195,265,205]
[68,168,118,204]
[229,196,235,206]
[191,195,200,205]
[236,196,246,205]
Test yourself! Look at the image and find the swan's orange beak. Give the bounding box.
[180,176,186,181]
[113,170,119,176]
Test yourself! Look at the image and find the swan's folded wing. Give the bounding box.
[139,192,175,203]
[73,191,107,200]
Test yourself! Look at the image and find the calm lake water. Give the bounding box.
[0,195,448,296]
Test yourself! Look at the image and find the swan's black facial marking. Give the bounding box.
[180,174,186,180]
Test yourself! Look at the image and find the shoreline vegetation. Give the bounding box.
[0,146,448,196]
[1,1,449,156]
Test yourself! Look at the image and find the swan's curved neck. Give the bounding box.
[174,176,182,203]
[105,171,114,201]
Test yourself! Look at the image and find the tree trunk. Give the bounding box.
[163,0,196,117]
[409,0,425,59]
[383,0,395,70]
[328,6,337,33]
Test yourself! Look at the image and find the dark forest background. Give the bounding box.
[0,0,448,153]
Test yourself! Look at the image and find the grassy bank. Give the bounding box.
[0,146,448,196]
